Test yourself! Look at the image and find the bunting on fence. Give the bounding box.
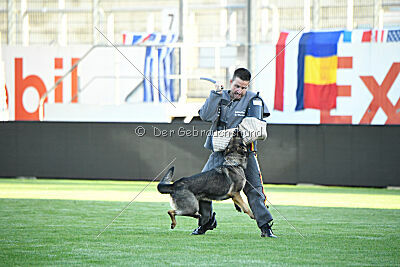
[342,29,400,43]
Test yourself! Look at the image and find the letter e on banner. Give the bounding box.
[320,57,353,124]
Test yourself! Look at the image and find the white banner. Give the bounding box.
[2,46,146,121]
[254,42,400,125]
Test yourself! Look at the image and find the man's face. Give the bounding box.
[230,77,249,100]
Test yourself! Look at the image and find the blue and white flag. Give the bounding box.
[123,32,178,102]
[387,29,400,42]
[158,34,178,102]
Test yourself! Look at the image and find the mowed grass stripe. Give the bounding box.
[0,198,399,266]
[0,179,399,209]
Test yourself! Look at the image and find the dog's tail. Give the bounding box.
[157,166,174,194]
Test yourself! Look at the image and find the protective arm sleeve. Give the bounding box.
[198,90,223,122]
[263,99,271,118]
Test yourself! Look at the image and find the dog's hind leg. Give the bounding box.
[172,190,200,220]
[232,192,255,219]
[168,192,200,229]
[168,210,177,229]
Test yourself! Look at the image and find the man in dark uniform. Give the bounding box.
[193,68,277,238]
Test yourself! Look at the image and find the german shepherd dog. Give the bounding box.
[157,131,255,229]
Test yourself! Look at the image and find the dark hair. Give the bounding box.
[232,68,251,81]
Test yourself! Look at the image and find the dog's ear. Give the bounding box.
[166,166,174,180]
[168,166,174,176]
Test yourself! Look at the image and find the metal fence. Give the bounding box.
[2,0,400,46]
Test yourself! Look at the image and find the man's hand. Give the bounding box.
[214,82,224,94]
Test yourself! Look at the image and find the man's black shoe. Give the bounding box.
[261,222,278,238]
[191,212,217,235]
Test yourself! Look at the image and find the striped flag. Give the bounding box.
[296,31,342,111]
[387,29,400,42]
[342,29,400,43]
[122,32,178,102]
[274,32,289,111]
[158,34,178,102]
[274,31,304,112]
[144,33,158,102]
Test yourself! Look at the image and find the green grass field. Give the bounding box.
[0,179,399,266]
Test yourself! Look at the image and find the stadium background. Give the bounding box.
[0,2,399,266]
[0,0,399,187]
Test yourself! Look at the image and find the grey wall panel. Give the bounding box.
[0,121,399,187]
[257,125,299,184]
[298,125,326,183]
[0,123,17,174]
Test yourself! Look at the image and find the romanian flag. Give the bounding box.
[296,31,342,111]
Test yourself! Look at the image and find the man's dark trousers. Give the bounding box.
[198,151,273,228]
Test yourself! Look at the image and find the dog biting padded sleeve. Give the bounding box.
[238,117,267,145]
[212,128,237,152]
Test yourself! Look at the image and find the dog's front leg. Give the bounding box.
[168,210,177,229]
[231,193,255,220]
